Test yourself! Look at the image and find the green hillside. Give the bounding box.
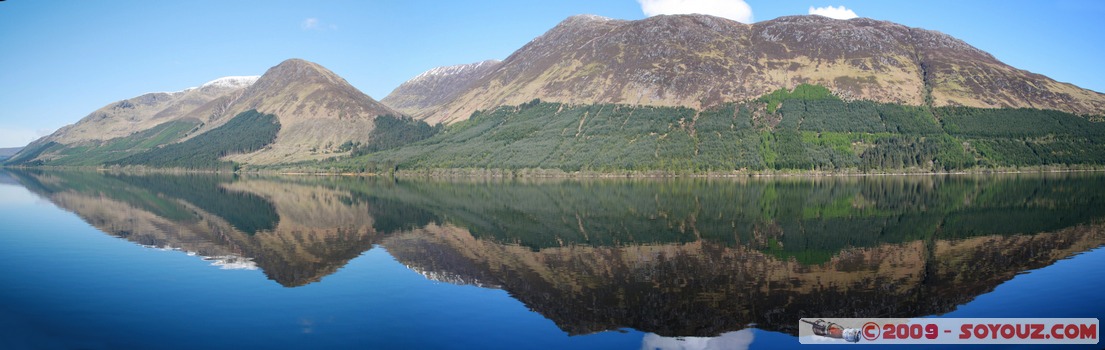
[4,119,200,166]
[323,85,1105,174]
[109,110,280,169]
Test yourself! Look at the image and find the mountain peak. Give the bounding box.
[181,58,398,164]
[536,14,627,44]
[642,13,742,23]
[772,14,845,23]
[382,59,503,117]
[562,14,617,23]
[274,58,317,68]
[256,58,344,86]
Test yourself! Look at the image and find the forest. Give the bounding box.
[350,114,443,155]
[109,110,280,170]
[326,84,1105,173]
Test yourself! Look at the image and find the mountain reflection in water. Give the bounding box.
[8,169,1105,337]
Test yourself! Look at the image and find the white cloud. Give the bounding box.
[638,0,754,23]
[641,329,755,350]
[300,18,337,31]
[808,5,859,20]
[301,18,319,30]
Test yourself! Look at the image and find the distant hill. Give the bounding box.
[0,147,22,162]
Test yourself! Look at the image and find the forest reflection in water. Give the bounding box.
[7,169,1105,338]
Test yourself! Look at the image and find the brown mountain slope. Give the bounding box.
[40,76,256,145]
[4,76,256,165]
[183,58,399,164]
[416,14,1105,124]
[381,59,501,117]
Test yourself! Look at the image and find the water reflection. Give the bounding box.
[7,169,1105,337]
[9,170,378,287]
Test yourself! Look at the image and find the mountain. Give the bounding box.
[333,14,1105,174]
[381,60,501,118]
[408,14,1105,124]
[181,58,399,164]
[4,76,256,166]
[7,59,400,167]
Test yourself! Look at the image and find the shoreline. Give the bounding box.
[275,166,1105,179]
[5,164,1103,179]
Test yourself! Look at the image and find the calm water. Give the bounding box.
[0,169,1102,349]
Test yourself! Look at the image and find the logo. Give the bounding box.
[801,319,862,343]
[798,318,1099,345]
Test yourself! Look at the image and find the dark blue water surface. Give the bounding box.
[0,170,1101,349]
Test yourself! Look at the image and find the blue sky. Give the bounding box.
[1,0,1103,148]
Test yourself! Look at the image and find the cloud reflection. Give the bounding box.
[641,328,754,350]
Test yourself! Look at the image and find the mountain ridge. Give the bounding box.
[46,77,254,145]
[396,14,1105,124]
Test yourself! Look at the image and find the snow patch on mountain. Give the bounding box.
[172,76,260,94]
[413,60,501,81]
[199,75,261,89]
